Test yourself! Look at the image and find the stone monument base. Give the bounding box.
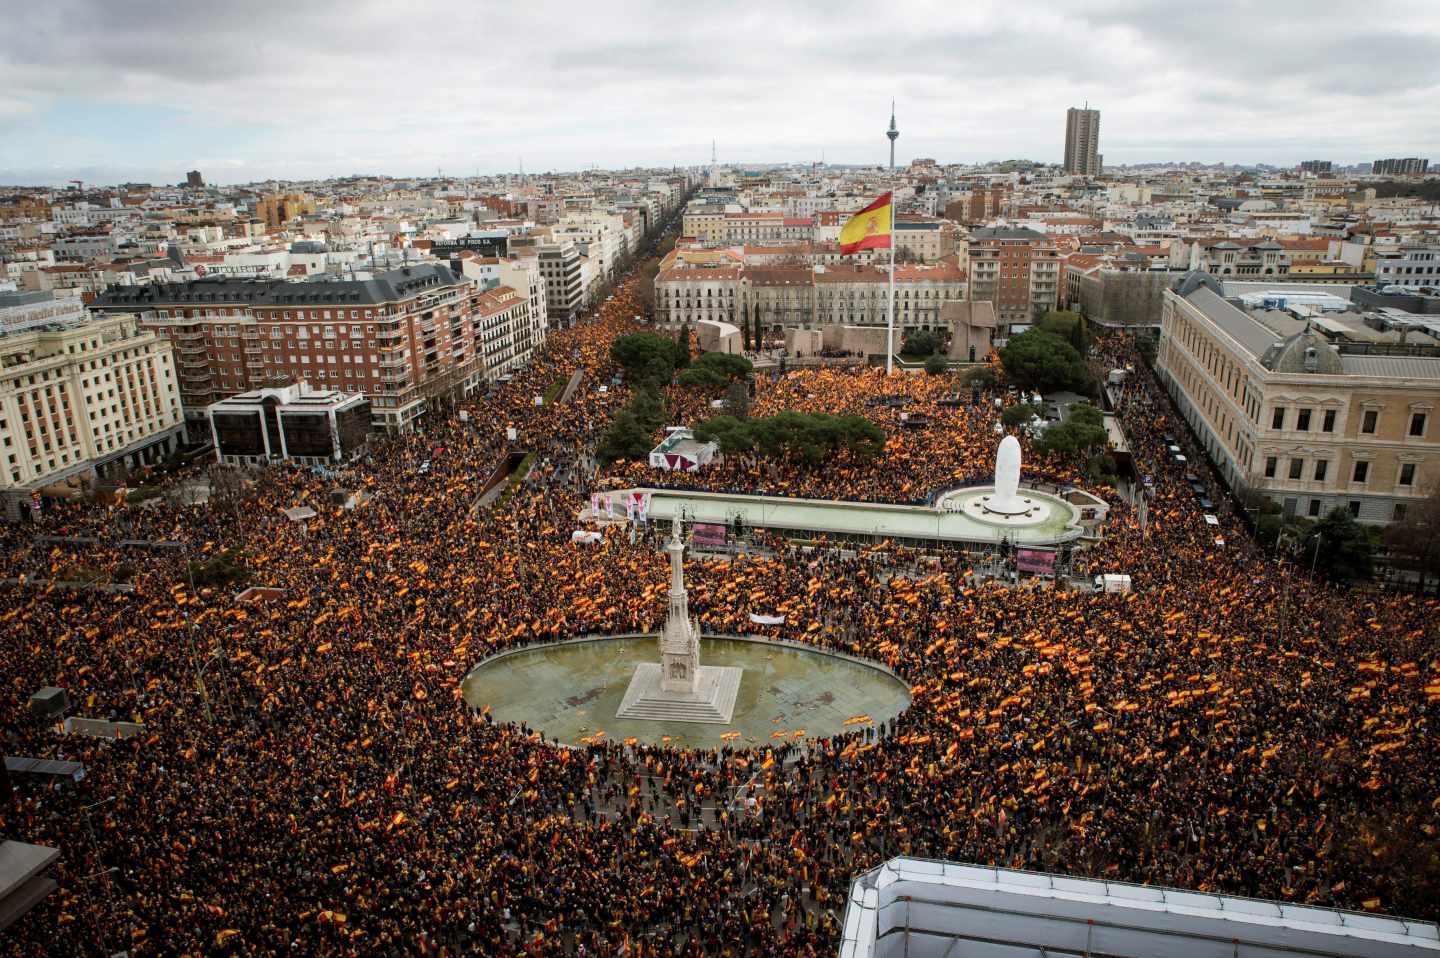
[615,663,743,724]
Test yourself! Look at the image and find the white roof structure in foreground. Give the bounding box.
[840,858,1439,958]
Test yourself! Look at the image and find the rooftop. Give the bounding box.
[840,858,1440,958]
[90,263,461,309]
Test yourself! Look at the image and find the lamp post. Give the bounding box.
[82,796,119,955]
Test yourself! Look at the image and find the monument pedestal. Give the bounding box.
[616,663,742,724]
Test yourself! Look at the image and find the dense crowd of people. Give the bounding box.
[1,263,1436,956]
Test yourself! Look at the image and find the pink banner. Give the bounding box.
[1016,548,1056,575]
[692,522,728,547]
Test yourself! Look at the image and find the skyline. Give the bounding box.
[0,0,1438,186]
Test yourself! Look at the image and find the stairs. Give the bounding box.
[616,664,743,726]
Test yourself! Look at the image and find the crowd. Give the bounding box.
[0,268,1436,956]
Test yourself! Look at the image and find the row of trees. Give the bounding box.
[694,412,885,465]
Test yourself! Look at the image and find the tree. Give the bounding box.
[678,353,752,391]
[611,332,680,387]
[741,304,753,351]
[724,380,751,420]
[1033,403,1108,455]
[1314,507,1375,583]
[964,366,997,388]
[596,409,654,464]
[901,329,939,357]
[999,329,1090,393]
[1001,402,1041,427]
[628,386,668,433]
[676,324,693,369]
[924,353,948,376]
[1384,485,1440,595]
[694,411,884,465]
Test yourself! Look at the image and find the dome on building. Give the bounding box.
[1263,327,1343,374]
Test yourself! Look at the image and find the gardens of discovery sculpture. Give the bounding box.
[615,513,743,724]
[985,434,1027,515]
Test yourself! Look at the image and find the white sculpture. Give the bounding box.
[987,435,1026,515]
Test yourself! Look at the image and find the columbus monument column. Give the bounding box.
[616,513,742,724]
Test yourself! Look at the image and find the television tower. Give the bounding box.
[887,100,899,170]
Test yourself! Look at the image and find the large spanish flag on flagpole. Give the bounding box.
[838,192,893,255]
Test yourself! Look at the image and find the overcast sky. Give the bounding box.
[2,0,1438,186]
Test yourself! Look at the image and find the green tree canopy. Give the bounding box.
[611,332,681,387]
[924,353,948,376]
[596,409,654,463]
[1314,507,1375,583]
[677,351,754,391]
[1033,403,1108,455]
[999,329,1091,393]
[901,329,940,357]
[694,411,885,465]
[964,366,998,388]
[1001,402,1042,427]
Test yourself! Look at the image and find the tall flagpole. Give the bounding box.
[886,192,895,375]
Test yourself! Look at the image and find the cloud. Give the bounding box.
[0,0,1436,184]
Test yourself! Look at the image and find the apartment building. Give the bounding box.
[1371,158,1429,176]
[895,219,960,264]
[1374,246,1440,289]
[89,264,541,433]
[535,241,585,328]
[967,227,1060,335]
[255,193,317,231]
[1156,272,1440,523]
[1063,107,1102,177]
[1,314,184,517]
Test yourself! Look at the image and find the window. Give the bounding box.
[1322,409,1336,432]
[1352,461,1369,483]
[1400,463,1416,486]
[1394,503,1408,522]
[1271,407,1285,429]
[1348,500,1361,517]
[1362,410,1378,434]
[1410,412,1427,437]
[1296,408,1311,431]
[1308,500,1321,517]
[1314,460,1328,482]
[1288,458,1303,480]
[1264,456,1277,479]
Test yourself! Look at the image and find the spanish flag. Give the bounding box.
[839,192,893,255]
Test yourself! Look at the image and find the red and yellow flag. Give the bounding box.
[839,192,893,254]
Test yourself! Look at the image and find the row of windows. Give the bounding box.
[1264,455,1417,487]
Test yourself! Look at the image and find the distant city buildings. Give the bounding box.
[1298,160,1333,175]
[186,170,205,189]
[1371,157,1430,176]
[1063,107,1101,177]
